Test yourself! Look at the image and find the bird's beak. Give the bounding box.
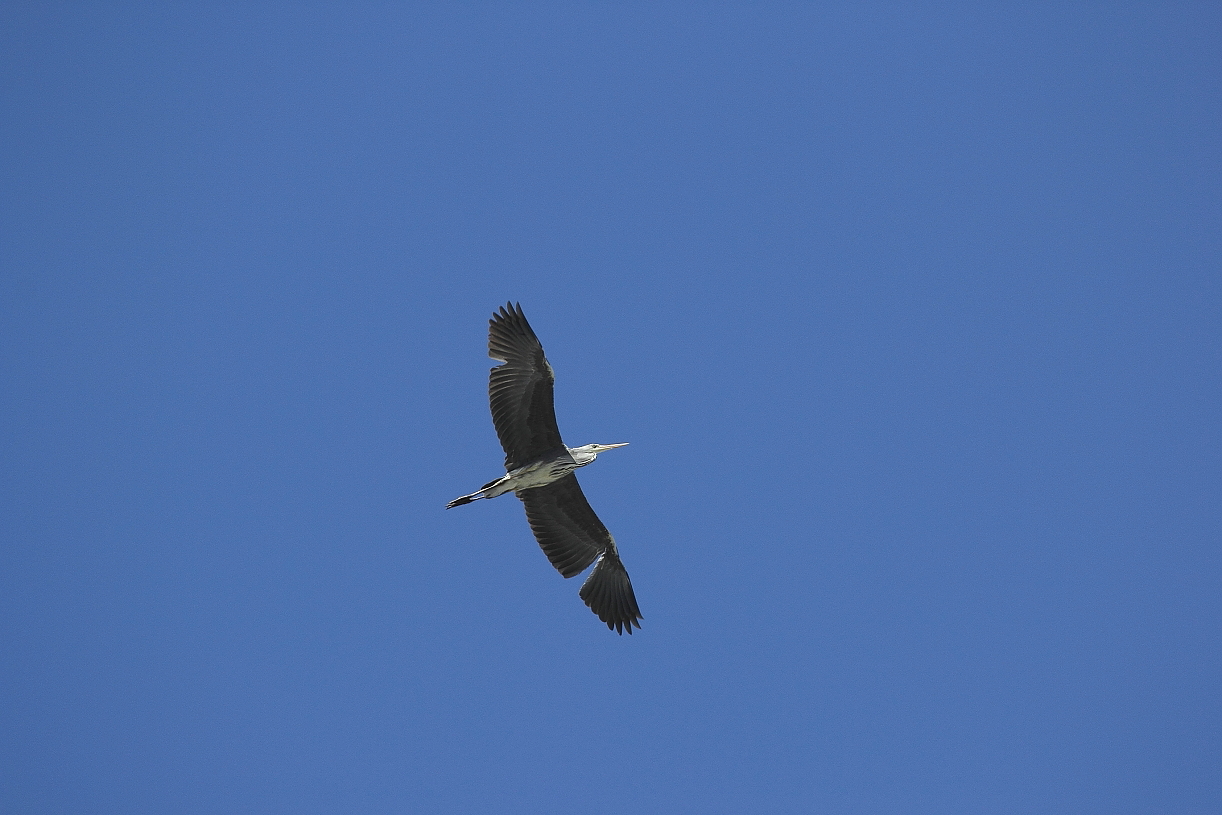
[599,443,629,451]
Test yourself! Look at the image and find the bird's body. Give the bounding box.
[446,443,621,506]
[447,303,642,634]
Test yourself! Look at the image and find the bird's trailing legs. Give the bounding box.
[446,475,510,509]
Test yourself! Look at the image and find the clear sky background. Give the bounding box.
[2,5,1219,814]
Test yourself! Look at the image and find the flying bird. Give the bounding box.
[447,302,642,634]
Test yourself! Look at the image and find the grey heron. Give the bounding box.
[447,303,642,634]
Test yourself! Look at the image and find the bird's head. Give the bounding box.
[569,442,629,464]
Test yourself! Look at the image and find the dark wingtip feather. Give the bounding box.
[487,302,542,363]
[579,552,643,635]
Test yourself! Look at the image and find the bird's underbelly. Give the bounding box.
[505,458,579,491]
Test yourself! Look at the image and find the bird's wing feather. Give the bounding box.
[579,550,641,635]
[518,475,642,633]
[517,475,605,578]
[488,302,565,469]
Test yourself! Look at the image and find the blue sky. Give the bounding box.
[2,5,1219,813]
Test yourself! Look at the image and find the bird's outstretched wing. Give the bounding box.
[488,303,565,470]
[518,475,643,634]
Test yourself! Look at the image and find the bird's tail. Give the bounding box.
[579,552,643,635]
